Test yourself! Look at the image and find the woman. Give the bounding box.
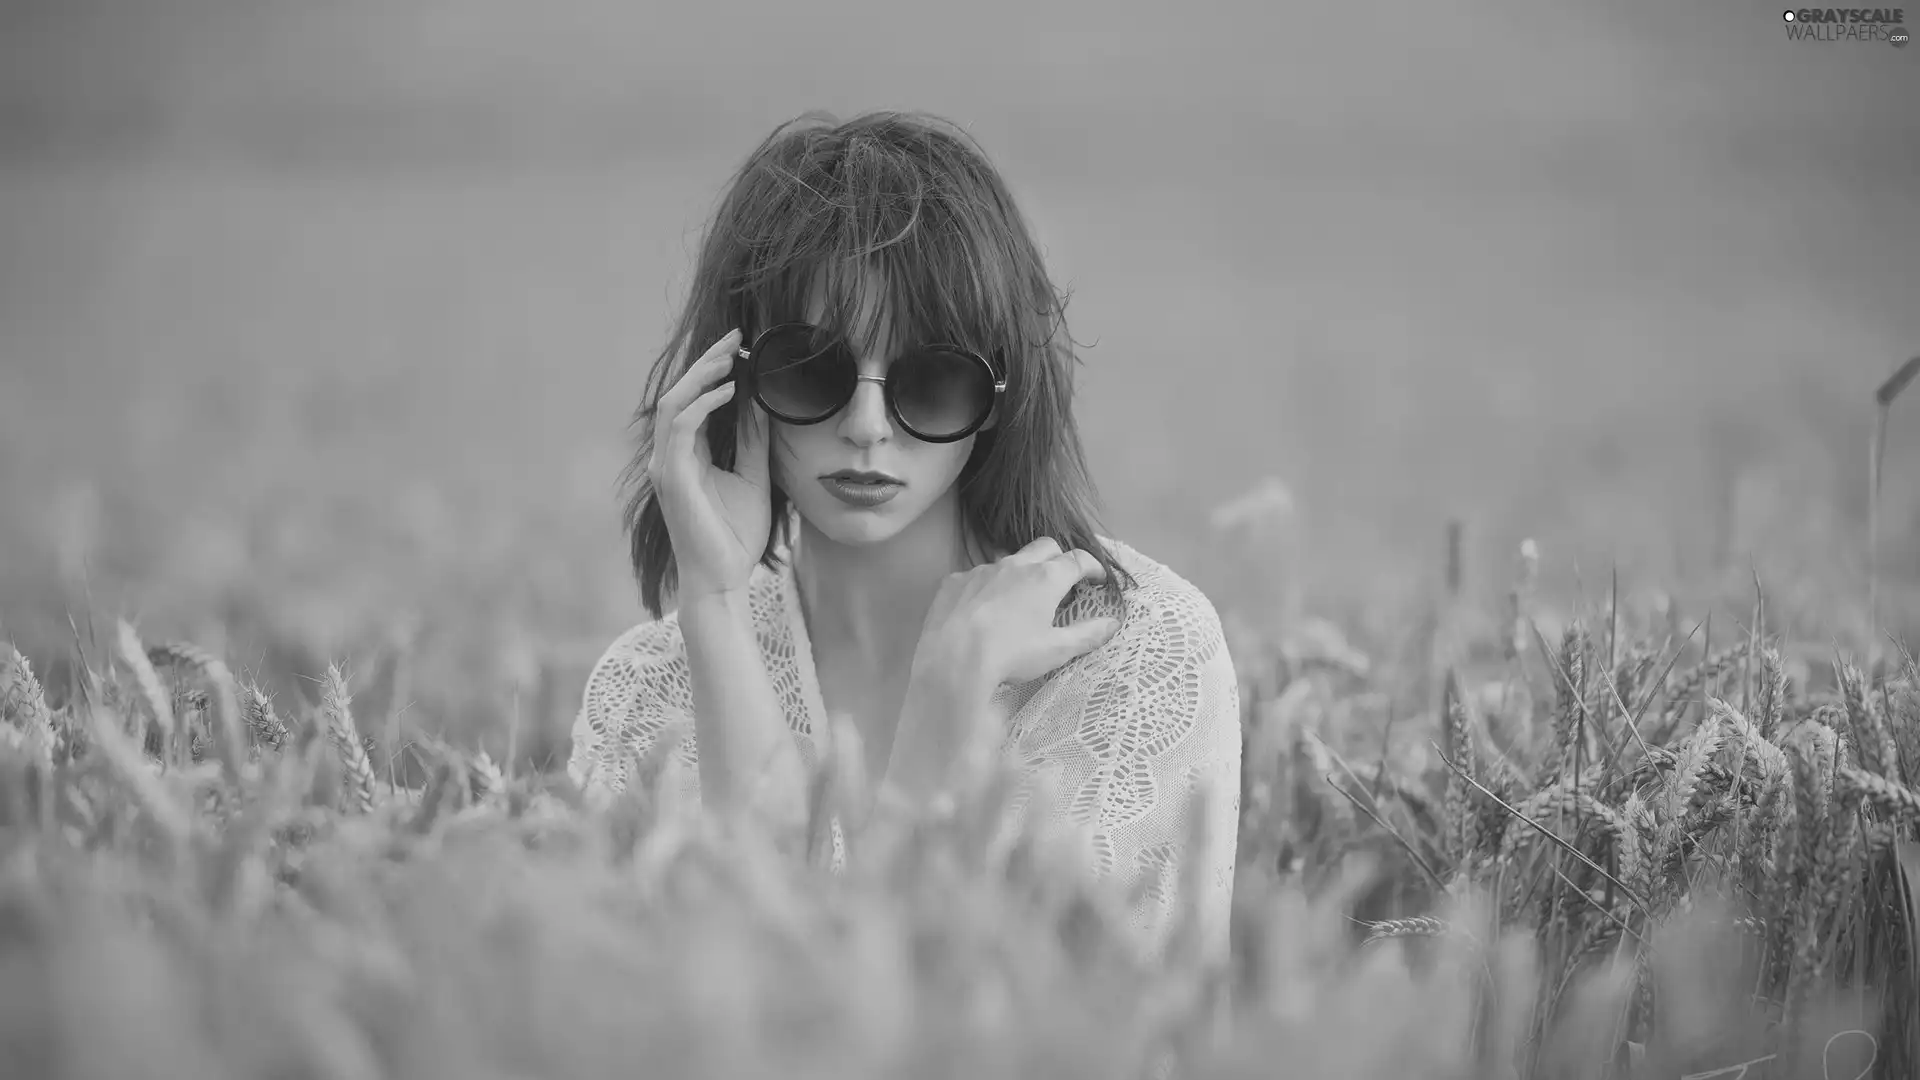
[568,110,1241,961]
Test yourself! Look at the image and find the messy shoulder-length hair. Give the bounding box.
[624,109,1135,620]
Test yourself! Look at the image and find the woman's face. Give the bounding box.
[765,274,989,547]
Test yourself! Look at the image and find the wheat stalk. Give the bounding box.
[469,749,505,803]
[1538,625,1589,788]
[1362,915,1463,945]
[1,643,58,766]
[1656,640,1751,737]
[1869,355,1920,653]
[240,681,289,753]
[115,620,176,759]
[1785,759,1866,1053]
[145,639,248,783]
[1443,671,1477,864]
[321,664,377,815]
[1838,661,1900,783]
[81,702,193,847]
[1836,767,1920,826]
[1657,708,1727,831]
[1754,647,1789,743]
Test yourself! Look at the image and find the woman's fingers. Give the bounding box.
[1035,547,1104,588]
[668,380,738,467]
[1066,549,1104,582]
[1005,535,1064,565]
[1033,614,1123,676]
[653,331,744,471]
[1071,614,1123,651]
[1008,538,1102,584]
[658,330,743,428]
[734,386,771,483]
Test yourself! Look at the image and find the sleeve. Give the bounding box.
[565,626,702,813]
[1031,578,1243,967]
[1179,639,1244,967]
[1117,601,1242,967]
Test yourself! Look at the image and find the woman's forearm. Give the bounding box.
[678,589,809,832]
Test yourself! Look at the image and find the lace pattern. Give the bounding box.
[567,536,1242,959]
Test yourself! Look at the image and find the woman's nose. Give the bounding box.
[838,374,892,445]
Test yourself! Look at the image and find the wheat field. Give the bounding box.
[5,489,1920,1079]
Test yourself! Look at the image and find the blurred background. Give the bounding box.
[2,0,1917,763]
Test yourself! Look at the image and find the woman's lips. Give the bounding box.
[820,475,903,507]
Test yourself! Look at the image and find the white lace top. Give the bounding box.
[567,530,1242,962]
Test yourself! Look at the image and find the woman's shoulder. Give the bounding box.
[1087,537,1228,631]
[585,561,791,686]
[1060,536,1235,675]
[569,563,793,797]
[1006,535,1239,777]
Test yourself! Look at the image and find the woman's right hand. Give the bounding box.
[648,328,774,602]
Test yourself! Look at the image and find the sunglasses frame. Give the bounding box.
[734,321,1007,443]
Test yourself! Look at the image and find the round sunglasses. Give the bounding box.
[733,322,1005,444]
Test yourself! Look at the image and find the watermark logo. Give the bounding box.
[1782,8,1909,45]
[1679,1029,1877,1080]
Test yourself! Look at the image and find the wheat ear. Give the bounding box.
[1363,915,1466,946]
[0,644,58,766]
[239,681,288,753]
[114,620,175,759]
[145,639,247,783]
[1835,767,1920,826]
[321,664,377,815]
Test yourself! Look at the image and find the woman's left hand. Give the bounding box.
[913,535,1120,690]
[878,537,1120,804]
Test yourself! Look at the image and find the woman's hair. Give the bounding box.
[624,109,1135,620]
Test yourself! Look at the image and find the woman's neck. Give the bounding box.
[791,491,986,671]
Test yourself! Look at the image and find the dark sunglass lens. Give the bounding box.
[892,348,993,437]
[753,326,851,421]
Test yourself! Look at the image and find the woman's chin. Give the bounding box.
[795,498,914,546]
